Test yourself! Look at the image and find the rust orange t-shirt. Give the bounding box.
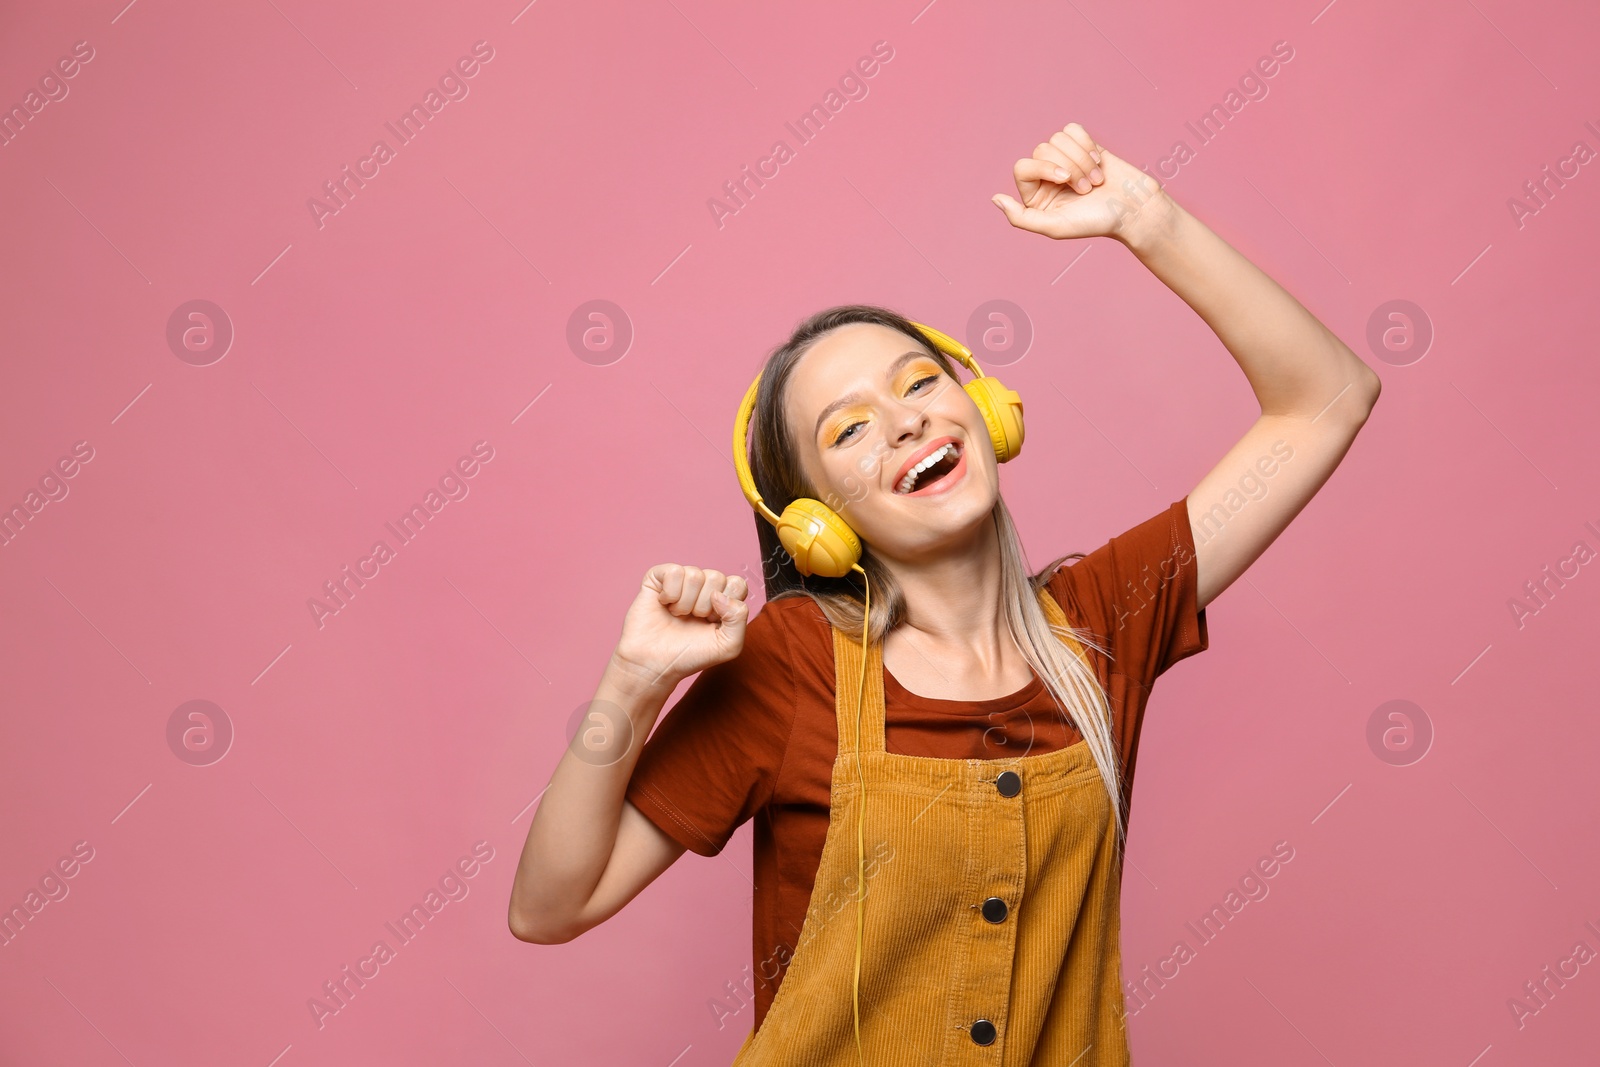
[624,496,1209,1034]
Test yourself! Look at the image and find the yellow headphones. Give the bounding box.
[731,319,1025,1062]
[732,320,1025,581]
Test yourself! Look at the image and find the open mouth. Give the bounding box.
[895,441,964,495]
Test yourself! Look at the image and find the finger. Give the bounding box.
[1010,159,1045,207]
[1015,157,1079,190]
[1048,131,1100,193]
[1030,139,1075,175]
[692,569,725,618]
[1061,123,1100,163]
[672,566,706,616]
[651,563,684,605]
[1030,141,1090,198]
[725,574,749,602]
[710,584,749,633]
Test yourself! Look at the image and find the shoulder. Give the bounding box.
[708,592,834,711]
[720,591,812,664]
[749,591,833,646]
[1043,497,1204,680]
[1046,498,1192,605]
[745,591,840,718]
[741,593,837,692]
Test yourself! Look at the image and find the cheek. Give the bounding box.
[818,445,893,511]
[938,388,989,444]
[933,377,975,415]
[954,438,1000,494]
[798,450,849,511]
[832,456,873,507]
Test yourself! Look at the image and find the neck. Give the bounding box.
[879,512,1012,660]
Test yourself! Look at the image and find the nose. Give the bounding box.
[885,390,931,447]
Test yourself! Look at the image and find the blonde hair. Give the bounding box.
[747,304,1128,846]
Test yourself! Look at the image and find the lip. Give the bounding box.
[893,435,963,494]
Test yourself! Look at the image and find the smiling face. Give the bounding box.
[782,322,1000,565]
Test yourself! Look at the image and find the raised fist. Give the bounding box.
[612,564,751,688]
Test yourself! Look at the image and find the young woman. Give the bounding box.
[509,122,1381,1064]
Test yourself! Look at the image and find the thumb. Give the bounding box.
[991,193,1039,232]
[710,589,749,637]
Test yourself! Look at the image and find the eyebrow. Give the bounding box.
[812,350,936,441]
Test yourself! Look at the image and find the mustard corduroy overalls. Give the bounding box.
[732,585,1130,1065]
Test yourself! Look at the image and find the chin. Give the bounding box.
[865,491,998,558]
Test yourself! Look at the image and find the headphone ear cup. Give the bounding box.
[777,498,862,579]
[964,377,1026,463]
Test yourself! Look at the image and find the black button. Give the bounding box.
[970,1019,997,1045]
[996,770,1021,797]
[981,896,1008,923]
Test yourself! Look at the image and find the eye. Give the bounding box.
[833,420,865,446]
[908,373,940,394]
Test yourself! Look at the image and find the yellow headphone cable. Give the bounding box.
[852,567,868,1066]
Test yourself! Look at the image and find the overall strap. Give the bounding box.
[831,624,886,757]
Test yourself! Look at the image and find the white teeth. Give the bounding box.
[897,442,959,494]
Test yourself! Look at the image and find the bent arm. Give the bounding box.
[508,656,688,944]
[1117,190,1382,611]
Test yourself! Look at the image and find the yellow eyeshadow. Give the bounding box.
[824,407,870,440]
[824,361,945,442]
[898,358,943,386]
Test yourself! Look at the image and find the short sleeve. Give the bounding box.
[1049,496,1209,690]
[624,600,797,858]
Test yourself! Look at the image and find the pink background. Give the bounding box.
[2,0,1598,1063]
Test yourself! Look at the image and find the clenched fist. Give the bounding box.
[991,122,1170,242]
[611,564,750,690]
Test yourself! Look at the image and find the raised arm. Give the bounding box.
[508,564,748,944]
[993,123,1381,611]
